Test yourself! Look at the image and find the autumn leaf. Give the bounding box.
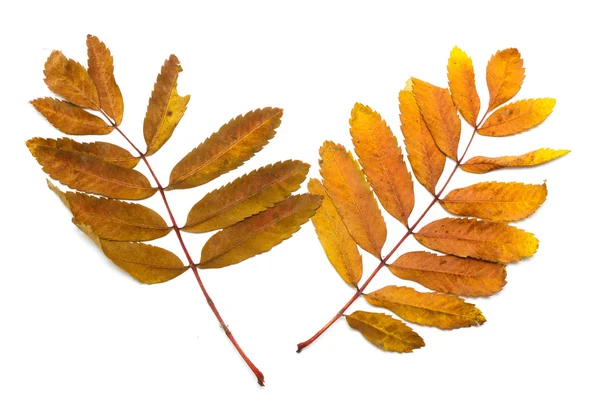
[308,179,363,287]
[414,218,538,263]
[412,78,461,160]
[399,87,446,195]
[199,194,322,269]
[143,55,190,156]
[461,148,570,174]
[389,251,506,297]
[184,160,309,233]
[100,240,189,284]
[346,311,425,353]
[440,181,547,221]
[486,48,525,111]
[350,103,414,226]
[31,98,113,135]
[31,137,138,168]
[448,46,480,127]
[87,35,124,125]
[319,142,387,258]
[27,138,155,200]
[44,50,99,109]
[478,98,556,136]
[168,108,282,190]
[365,286,486,329]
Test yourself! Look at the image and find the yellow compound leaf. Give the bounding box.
[168,108,282,190]
[26,138,156,200]
[31,98,113,135]
[389,251,507,297]
[486,48,525,111]
[440,181,547,221]
[346,311,425,353]
[412,78,461,160]
[399,88,446,195]
[184,160,309,233]
[319,142,387,258]
[44,50,99,109]
[448,46,480,127]
[308,179,362,287]
[414,218,538,263]
[199,194,322,269]
[350,103,414,226]
[31,137,138,168]
[365,286,486,330]
[100,241,189,284]
[478,98,556,136]
[65,191,171,241]
[86,35,124,125]
[143,55,190,156]
[461,148,570,174]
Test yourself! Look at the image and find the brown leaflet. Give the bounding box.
[31,98,113,135]
[44,50,99,109]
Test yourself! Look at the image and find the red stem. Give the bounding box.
[104,114,265,386]
[297,114,487,353]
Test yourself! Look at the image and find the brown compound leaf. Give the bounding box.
[143,55,190,156]
[31,98,113,135]
[319,141,387,258]
[414,217,538,263]
[440,181,547,221]
[389,251,507,297]
[30,137,138,168]
[184,160,309,233]
[461,148,570,174]
[44,50,99,109]
[412,78,461,160]
[399,86,446,195]
[168,108,282,190]
[350,103,414,226]
[308,178,362,287]
[27,138,156,200]
[486,48,525,111]
[199,194,322,269]
[478,98,556,136]
[448,46,480,127]
[346,311,425,353]
[86,35,124,125]
[365,286,486,329]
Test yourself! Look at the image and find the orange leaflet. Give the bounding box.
[31,98,112,135]
[448,47,480,127]
[44,50,99,109]
[478,98,556,136]
[461,148,569,174]
[486,48,525,111]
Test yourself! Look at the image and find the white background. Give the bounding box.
[1,1,598,407]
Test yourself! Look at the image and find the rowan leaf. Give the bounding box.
[365,286,486,329]
[346,311,425,353]
[44,50,99,109]
[440,181,547,221]
[448,46,480,127]
[27,138,156,200]
[184,160,309,233]
[143,55,190,156]
[486,48,525,111]
[31,137,138,168]
[319,142,387,258]
[100,241,189,284]
[308,178,362,287]
[168,108,283,190]
[389,251,507,297]
[31,98,113,135]
[199,194,322,269]
[86,35,124,125]
[478,98,556,136]
[461,148,570,174]
[414,218,538,263]
[412,78,461,160]
[350,103,414,226]
[399,87,446,195]
[65,192,171,241]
